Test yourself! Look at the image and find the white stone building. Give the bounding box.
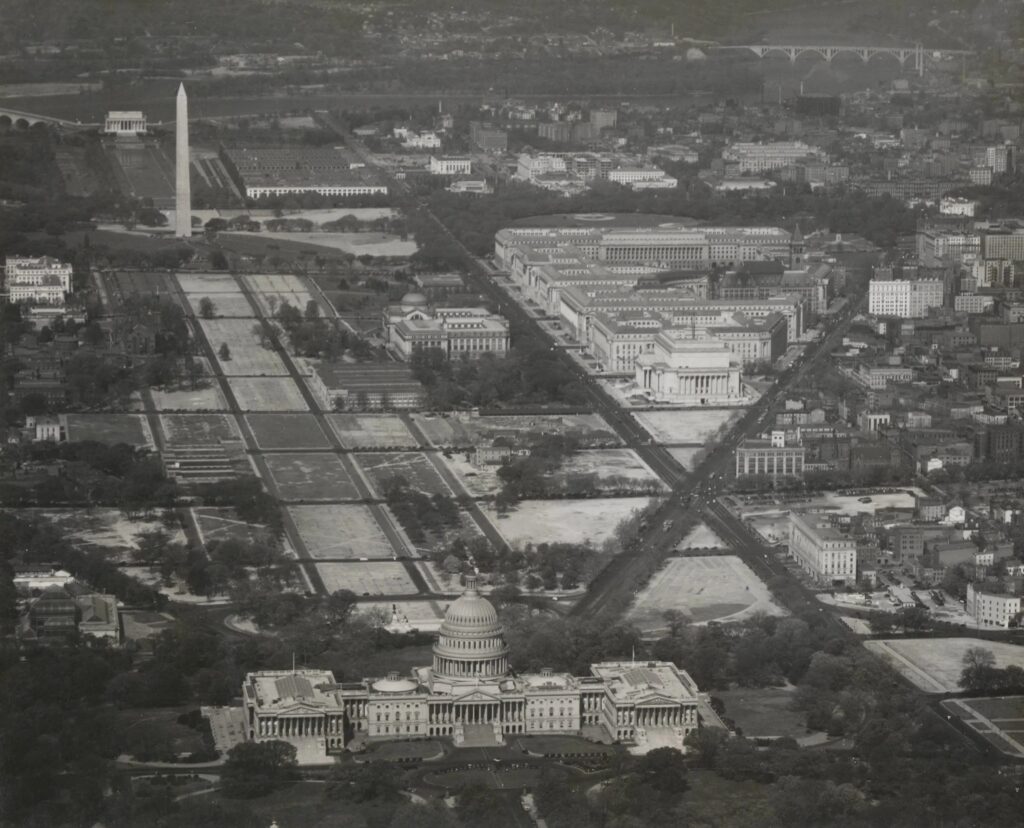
[3,256,72,306]
[721,141,827,173]
[383,293,510,361]
[104,111,147,135]
[966,583,1022,628]
[868,278,944,318]
[634,333,742,404]
[734,433,806,481]
[607,168,678,190]
[429,156,472,176]
[241,578,713,763]
[788,512,857,586]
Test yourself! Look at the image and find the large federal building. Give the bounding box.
[383,293,510,361]
[634,335,744,405]
[3,256,72,306]
[788,512,857,586]
[243,578,710,763]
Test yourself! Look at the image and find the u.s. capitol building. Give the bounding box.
[243,578,713,762]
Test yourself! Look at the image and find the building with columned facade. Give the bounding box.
[104,111,147,136]
[241,577,711,763]
[634,334,743,404]
[383,292,510,360]
[788,511,858,586]
[735,432,806,481]
[3,256,72,306]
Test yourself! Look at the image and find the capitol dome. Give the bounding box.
[432,576,509,681]
[400,291,428,308]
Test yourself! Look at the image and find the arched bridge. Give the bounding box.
[0,107,99,131]
[712,44,971,75]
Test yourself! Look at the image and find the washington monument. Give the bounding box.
[174,83,191,238]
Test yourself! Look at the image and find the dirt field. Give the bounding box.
[227,377,309,411]
[198,318,288,376]
[160,413,239,445]
[65,414,154,448]
[103,271,184,308]
[185,293,255,318]
[41,508,186,562]
[150,384,227,411]
[562,449,666,488]
[409,412,620,448]
[633,409,744,444]
[678,523,729,550]
[176,273,243,294]
[942,696,1024,757]
[193,507,278,547]
[315,561,417,595]
[483,498,647,548]
[265,454,360,501]
[240,273,314,317]
[629,556,787,633]
[227,231,417,258]
[354,452,451,497]
[667,446,705,470]
[245,413,330,449]
[439,448,663,498]
[358,600,446,630]
[864,638,1024,694]
[325,414,418,449]
[289,505,395,559]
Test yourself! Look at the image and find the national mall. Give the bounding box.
[242,578,714,763]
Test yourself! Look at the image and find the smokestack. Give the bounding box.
[175,83,191,238]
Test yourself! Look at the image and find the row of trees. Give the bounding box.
[433,537,590,591]
[272,298,373,360]
[410,344,589,409]
[382,474,462,546]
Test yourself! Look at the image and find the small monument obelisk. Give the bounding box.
[174,83,191,238]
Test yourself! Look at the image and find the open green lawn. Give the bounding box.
[51,229,187,253]
[216,232,358,262]
[714,686,810,739]
[215,782,369,828]
[65,413,152,447]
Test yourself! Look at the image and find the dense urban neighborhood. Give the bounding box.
[4,1,1024,827]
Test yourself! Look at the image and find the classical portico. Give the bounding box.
[104,111,147,135]
[635,332,743,404]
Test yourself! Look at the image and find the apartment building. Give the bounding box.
[868,277,944,318]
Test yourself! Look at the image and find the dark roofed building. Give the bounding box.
[308,362,426,411]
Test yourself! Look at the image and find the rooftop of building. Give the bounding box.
[590,661,698,702]
[313,361,424,392]
[244,670,338,711]
[791,511,853,543]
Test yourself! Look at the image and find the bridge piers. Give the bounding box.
[724,43,967,78]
